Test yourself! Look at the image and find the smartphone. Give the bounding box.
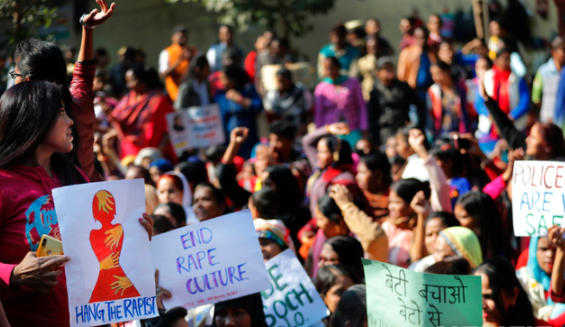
[452,135,470,150]
[36,235,63,257]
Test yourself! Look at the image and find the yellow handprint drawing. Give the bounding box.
[89,190,140,303]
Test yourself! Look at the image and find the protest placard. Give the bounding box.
[512,160,565,236]
[262,249,328,327]
[167,104,225,154]
[53,179,157,327]
[363,259,482,327]
[150,210,270,309]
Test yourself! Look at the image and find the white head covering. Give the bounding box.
[164,171,192,207]
[134,147,163,166]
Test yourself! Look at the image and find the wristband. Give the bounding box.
[79,14,96,30]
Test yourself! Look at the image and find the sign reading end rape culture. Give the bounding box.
[363,259,482,327]
[150,210,270,309]
[262,249,328,327]
[512,160,565,236]
[53,179,158,327]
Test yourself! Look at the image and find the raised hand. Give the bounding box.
[83,0,116,27]
[410,190,430,216]
[329,184,354,210]
[408,128,428,159]
[230,127,249,146]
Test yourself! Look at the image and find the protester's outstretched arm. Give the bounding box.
[78,0,115,62]
[329,185,389,263]
[218,128,252,208]
[550,225,565,301]
[409,191,431,262]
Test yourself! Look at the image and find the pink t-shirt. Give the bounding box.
[381,220,413,268]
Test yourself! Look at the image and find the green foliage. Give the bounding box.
[165,0,336,37]
[0,0,64,51]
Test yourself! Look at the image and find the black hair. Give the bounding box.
[219,24,233,32]
[176,161,208,188]
[317,194,342,222]
[429,13,443,25]
[195,182,227,208]
[415,26,430,38]
[275,37,290,48]
[391,178,431,204]
[330,22,347,36]
[127,64,161,90]
[15,38,68,87]
[330,285,367,327]
[430,139,464,176]
[0,82,86,186]
[223,64,248,88]
[276,67,293,81]
[154,202,187,227]
[426,211,460,228]
[212,293,268,327]
[477,55,493,68]
[391,155,407,166]
[157,306,188,326]
[264,165,303,208]
[319,135,353,166]
[204,145,227,163]
[95,48,108,57]
[152,215,176,235]
[403,16,416,26]
[222,47,243,67]
[424,255,470,275]
[476,257,536,327]
[360,152,392,188]
[172,25,188,35]
[184,55,209,83]
[126,165,153,185]
[324,56,342,69]
[315,264,360,297]
[456,192,515,260]
[251,188,279,220]
[496,47,513,59]
[268,120,296,141]
[325,235,365,280]
[431,60,452,73]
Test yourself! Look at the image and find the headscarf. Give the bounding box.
[150,159,174,173]
[212,293,268,327]
[254,219,290,250]
[134,147,163,166]
[162,171,199,225]
[439,227,483,269]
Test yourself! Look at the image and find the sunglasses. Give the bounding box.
[9,71,24,79]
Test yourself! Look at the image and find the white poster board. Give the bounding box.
[262,249,328,327]
[167,104,225,154]
[150,210,270,309]
[512,160,565,236]
[53,179,157,327]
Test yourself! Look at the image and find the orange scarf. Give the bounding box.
[165,44,190,101]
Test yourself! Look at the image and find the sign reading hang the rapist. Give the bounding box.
[512,160,565,236]
[262,249,328,327]
[53,179,158,327]
[150,210,271,309]
[167,104,225,154]
[363,259,482,327]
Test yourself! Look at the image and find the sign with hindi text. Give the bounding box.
[512,160,565,236]
[150,210,270,309]
[363,259,482,327]
[262,249,328,327]
[167,104,225,154]
[53,179,158,327]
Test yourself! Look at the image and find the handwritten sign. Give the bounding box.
[150,210,270,309]
[53,179,158,327]
[167,104,225,154]
[363,259,481,327]
[262,249,328,327]
[512,160,565,236]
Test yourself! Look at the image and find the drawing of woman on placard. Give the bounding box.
[89,190,140,303]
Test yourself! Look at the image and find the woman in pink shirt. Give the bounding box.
[314,56,367,147]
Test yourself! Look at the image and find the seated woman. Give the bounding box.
[110,65,176,162]
[315,264,360,315]
[476,257,543,327]
[516,225,565,326]
[212,293,268,327]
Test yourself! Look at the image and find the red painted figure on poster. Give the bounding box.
[89,190,140,303]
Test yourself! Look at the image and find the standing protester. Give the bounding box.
[318,23,360,79]
[207,25,244,73]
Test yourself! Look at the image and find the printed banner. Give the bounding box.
[512,160,565,236]
[363,259,482,327]
[150,210,270,309]
[262,249,328,327]
[167,104,225,154]
[53,179,157,327]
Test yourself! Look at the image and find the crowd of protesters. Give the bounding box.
[3,0,565,326]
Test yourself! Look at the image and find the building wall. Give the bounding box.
[91,0,558,71]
